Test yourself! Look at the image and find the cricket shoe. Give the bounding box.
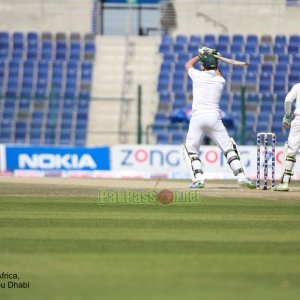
[273,182,289,192]
[238,179,256,189]
[188,180,205,189]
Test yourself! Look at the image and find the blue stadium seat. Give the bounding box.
[0,32,9,44]
[174,90,186,102]
[288,71,300,82]
[275,63,289,75]
[218,34,230,45]
[260,101,273,114]
[154,112,169,125]
[59,130,72,145]
[64,90,76,101]
[0,48,9,60]
[204,34,216,46]
[172,100,185,110]
[23,60,35,76]
[84,42,95,59]
[246,34,258,45]
[234,53,247,62]
[18,98,31,112]
[187,43,198,55]
[217,43,229,53]
[261,63,274,74]
[15,120,27,143]
[273,74,287,93]
[173,76,185,89]
[159,71,170,82]
[247,64,260,74]
[277,54,290,65]
[157,79,169,93]
[81,61,93,82]
[230,73,244,90]
[77,100,89,113]
[245,72,258,91]
[0,32,9,59]
[173,43,186,53]
[2,107,15,120]
[27,32,38,44]
[289,35,300,47]
[78,90,90,102]
[38,60,50,78]
[69,41,81,61]
[0,119,12,142]
[290,64,300,74]
[274,35,286,45]
[230,43,244,54]
[190,35,201,44]
[65,79,77,93]
[232,34,244,45]
[41,41,53,60]
[161,34,172,45]
[287,44,299,55]
[175,35,188,45]
[171,132,185,145]
[67,61,78,78]
[159,91,172,103]
[231,100,242,112]
[273,43,286,55]
[245,44,258,55]
[292,53,300,64]
[31,111,44,123]
[259,73,273,93]
[156,132,169,144]
[56,41,67,60]
[218,62,230,76]
[163,52,176,64]
[245,112,256,131]
[257,121,270,133]
[159,43,172,54]
[177,52,190,63]
[247,92,260,104]
[259,44,272,55]
[248,53,262,65]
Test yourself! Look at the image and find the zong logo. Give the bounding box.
[18,154,97,170]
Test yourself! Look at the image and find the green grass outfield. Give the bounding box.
[0,180,300,300]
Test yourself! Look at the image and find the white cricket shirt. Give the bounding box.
[285,83,300,116]
[188,68,226,112]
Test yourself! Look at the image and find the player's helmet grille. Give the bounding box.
[200,53,218,69]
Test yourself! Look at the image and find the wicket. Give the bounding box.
[256,132,276,190]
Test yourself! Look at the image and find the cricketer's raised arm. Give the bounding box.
[285,84,298,116]
[185,56,200,73]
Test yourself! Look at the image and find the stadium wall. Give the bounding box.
[0,0,93,33]
[173,0,300,36]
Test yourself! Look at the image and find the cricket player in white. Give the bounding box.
[274,83,300,191]
[182,47,255,189]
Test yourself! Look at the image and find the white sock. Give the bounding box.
[237,173,248,182]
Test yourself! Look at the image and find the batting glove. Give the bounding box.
[283,114,292,129]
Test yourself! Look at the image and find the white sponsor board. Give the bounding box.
[0,144,6,171]
[112,145,300,180]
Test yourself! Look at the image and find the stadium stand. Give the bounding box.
[154,34,300,145]
[0,32,95,146]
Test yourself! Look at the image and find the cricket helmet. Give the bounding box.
[200,52,219,70]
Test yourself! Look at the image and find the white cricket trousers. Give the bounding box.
[287,116,300,157]
[186,111,231,154]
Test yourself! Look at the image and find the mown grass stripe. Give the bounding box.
[1,238,300,254]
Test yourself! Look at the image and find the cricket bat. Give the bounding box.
[213,55,249,67]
